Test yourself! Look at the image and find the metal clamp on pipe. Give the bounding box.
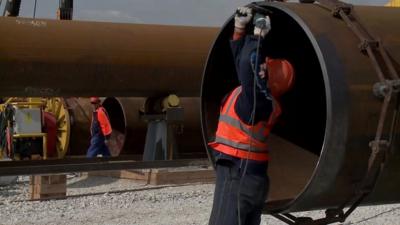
[373,80,400,98]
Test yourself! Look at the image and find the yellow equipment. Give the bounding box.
[44,98,71,158]
[0,98,70,160]
[386,0,400,6]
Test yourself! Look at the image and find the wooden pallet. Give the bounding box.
[30,175,67,200]
[88,166,215,185]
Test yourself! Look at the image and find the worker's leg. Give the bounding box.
[86,143,98,158]
[210,158,266,225]
[86,135,102,158]
[100,143,111,157]
[242,174,269,225]
[209,159,241,225]
[208,161,228,225]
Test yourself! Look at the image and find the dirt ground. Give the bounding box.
[0,175,399,225]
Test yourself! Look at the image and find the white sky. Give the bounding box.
[0,0,392,26]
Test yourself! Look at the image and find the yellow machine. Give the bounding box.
[386,0,400,6]
[0,98,70,160]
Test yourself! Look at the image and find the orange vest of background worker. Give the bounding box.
[86,97,112,158]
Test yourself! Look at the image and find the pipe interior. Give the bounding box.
[102,97,127,156]
[202,6,326,204]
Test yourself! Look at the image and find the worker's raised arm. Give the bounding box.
[230,7,251,67]
[229,7,273,125]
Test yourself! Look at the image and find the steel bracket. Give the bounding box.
[373,80,400,98]
[369,140,390,152]
[332,3,352,17]
[358,39,380,53]
[273,208,346,225]
[373,81,391,98]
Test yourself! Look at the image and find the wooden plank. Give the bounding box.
[86,166,215,185]
[31,175,66,185]
[30,175,67,200]
[32,183,66,194]
[87,170,150,181]
[148,167,215,185]
[119,170,150,180]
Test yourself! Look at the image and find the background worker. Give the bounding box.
[208,6,295,225]
[86,97,112,158]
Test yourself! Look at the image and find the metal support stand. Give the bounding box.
[3,0,21,17]
[141,96,184,161]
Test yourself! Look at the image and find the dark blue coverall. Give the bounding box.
[86,109,112,158]
[208,35,273,225]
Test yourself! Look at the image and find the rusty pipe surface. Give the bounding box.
[201,2,400,213]
[0,17,218,97]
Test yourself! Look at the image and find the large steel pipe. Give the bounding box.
[201,2,400,213]
[0,17,218,97]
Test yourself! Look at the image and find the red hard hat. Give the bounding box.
[90,97,101,104]
[266,58,295,98]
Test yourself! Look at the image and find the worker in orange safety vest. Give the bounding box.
[86,97,112,158]
[208,6,295,225]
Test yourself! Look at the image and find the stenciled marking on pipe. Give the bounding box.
[15,19,47,27]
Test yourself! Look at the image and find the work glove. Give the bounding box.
[254,15,271,38]
[234,6,253,29]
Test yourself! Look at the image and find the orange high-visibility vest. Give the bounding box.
[209,86,281,161]
[91,107,112,136]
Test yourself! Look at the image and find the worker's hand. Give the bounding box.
[234,6,253,29]
[254,15,271,38]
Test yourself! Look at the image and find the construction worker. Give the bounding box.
[86,97,112,158]
[208,6,295,225]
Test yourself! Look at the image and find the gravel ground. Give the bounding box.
[0,175,400,225]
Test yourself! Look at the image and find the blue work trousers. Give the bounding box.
[209,152,269,225]
[86,134,111,158]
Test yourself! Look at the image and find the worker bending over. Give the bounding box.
[86,97,112,158]
[208,6,295,225]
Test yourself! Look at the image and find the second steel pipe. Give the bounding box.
[0,17,218,97]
